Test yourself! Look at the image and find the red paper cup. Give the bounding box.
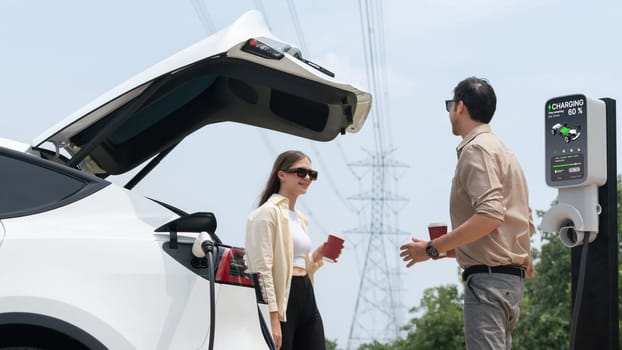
[428,222,447,256]
[323,233,345,263]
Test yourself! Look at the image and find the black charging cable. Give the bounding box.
[569,232,591,350]
[193,232,217,350]
[201,239,216,350]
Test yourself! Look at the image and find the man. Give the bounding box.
[400,77,534,349]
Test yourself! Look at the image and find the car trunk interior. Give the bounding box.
[63,56,359,177]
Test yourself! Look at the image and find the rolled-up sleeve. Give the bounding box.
[306,251,323,280]
[245,210,278,313]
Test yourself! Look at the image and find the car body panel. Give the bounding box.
[0,169,270,349]
[214,284,269,349]
[0,138,31,152]
[0,185,208,349]
[30,10,371,180]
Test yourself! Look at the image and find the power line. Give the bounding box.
[253,0,268,21]
[281,3,408,347]
[190,0,216,34]
[253,0,273,29]
[373,0,394,149]
[284,0,358,215]
[285,0,309,53]
[347,1,407,348]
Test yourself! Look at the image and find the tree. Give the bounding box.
[326,338,338,350]
[397,284,465,349]
[357,284,464,350]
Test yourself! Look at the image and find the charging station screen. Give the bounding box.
[545,94,588,186]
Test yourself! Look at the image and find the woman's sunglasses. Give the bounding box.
[283,167,318,181]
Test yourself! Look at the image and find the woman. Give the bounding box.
[245,150,331,350]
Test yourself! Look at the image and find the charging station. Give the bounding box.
[542,95,618,349]
[542,95,606,246]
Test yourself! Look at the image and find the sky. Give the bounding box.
[1,0,622,348]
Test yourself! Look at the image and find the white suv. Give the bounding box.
[0,10,370,350]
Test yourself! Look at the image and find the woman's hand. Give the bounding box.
[270,311,282,349]
[312,242,326,263]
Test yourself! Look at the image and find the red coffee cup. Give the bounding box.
[428,222,448,256]
[323,233,345,263]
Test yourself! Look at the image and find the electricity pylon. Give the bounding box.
[346,149,408,349]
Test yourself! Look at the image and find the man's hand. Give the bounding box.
[399,237,429,267]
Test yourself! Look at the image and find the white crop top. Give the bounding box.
[289,210,311,269]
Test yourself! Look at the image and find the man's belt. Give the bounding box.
[462,264,525,281]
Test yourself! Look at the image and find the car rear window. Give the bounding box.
[109,74,218,145]
[0,148,108,219]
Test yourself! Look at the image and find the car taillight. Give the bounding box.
[215,247,254,287]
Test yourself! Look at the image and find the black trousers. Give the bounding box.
[280,275,326,350]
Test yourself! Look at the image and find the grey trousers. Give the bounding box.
[463,272,525,350]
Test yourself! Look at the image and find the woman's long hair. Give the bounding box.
[258,150,310,207]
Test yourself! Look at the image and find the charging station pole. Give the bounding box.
[571,98,618,349]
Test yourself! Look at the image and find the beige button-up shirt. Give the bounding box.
[245,194,323,322]
[450,124,534,273]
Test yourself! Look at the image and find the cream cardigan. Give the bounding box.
[245,194,323,322]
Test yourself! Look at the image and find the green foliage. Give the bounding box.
[357,285,464,350]
[399,285,465,349]
[325,338,338,350]
[356,340,395,350]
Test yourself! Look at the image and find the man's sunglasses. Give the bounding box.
[283,167,319,181]
[445,99,455,112]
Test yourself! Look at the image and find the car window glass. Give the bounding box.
[109,74,218,145]
[0,153,87,216]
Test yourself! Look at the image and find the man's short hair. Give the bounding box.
[453,77,497,123]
